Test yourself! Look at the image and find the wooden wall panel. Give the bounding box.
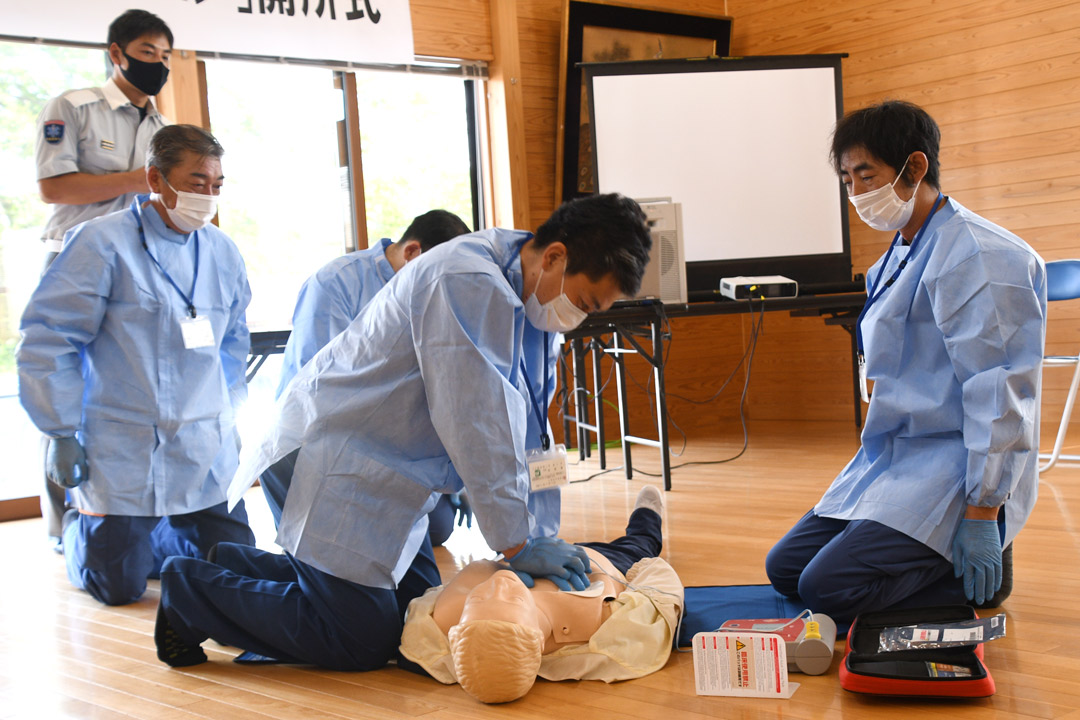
[726,0,1080,446]
[410,0,494,60]
[409,0,1080,448]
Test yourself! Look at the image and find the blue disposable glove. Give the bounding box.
[450,490,472,529]
[506,537,591,592]
[951,518,1002,605]
[46,436,88,489]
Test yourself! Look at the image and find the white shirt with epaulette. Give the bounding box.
[35,77,169,247]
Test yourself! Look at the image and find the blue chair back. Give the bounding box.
[1046,260,1080,302]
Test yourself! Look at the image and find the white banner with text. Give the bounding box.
[1,0,415,65]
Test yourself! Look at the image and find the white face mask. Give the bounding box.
[524,264,588,333]
[848,156,920,232]
[155,175,218,233]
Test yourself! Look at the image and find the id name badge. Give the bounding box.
[527,444,568,492]
[180,315,215,349]
[858,355,870,404]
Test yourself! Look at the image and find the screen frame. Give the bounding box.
[556,1,733,207]
[584,54,853,295]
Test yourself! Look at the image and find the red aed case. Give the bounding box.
[839,606,995,698]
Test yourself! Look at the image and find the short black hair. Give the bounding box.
[830,100,941,189]
[108,9,174,51]
[399,209,470,251]
[534,193,652,297]
[147,124,223,176]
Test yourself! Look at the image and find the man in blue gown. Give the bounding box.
[766,101,1045,622]
[156,193,653,669]
[19,125,255,605]
[260,209,470,531]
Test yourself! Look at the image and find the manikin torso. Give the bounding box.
[432,549,622,653]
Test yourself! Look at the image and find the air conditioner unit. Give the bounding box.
[635,198,687,304]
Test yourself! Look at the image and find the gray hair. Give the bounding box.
[146,124,224,176]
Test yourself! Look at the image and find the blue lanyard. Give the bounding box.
[855,193,944,357]
[133,204,200,319]
[505,231,550,449]
[520,335,551,451]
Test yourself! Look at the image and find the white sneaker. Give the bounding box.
[634,485,664,516]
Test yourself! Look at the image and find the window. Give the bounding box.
[0,47,486,508]
[202,58,484,453]
[352,70,477,242]
[202,58,348,332]
[0,41,106,502]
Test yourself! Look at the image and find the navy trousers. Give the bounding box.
[159,535,441,671]
[578,506,663,575]
[63,499,254,606]
[765,510,967,624]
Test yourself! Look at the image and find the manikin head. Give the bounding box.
[447,570,545,703]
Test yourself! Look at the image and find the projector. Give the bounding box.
[719,275,799,300]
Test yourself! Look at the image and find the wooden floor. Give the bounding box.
[2,419,1079,719]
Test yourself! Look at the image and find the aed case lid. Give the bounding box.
[720,275,799,300]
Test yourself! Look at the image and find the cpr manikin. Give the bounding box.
[399,487,683,704]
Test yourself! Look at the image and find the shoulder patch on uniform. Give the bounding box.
[43,121,65,144]
[63,88,100,107]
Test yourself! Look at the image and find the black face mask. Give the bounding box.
[120,52,170,96]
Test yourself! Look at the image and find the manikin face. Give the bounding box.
[459,570,542,630]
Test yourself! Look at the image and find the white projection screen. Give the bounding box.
[586,55,851,294]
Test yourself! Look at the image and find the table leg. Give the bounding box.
[613,330,633,479]
[650,318,672,490]
[590,337,607,469]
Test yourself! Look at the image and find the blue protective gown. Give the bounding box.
[18,195,251,516]
[275,237,395,398]
[228,229,562,588]
[815,198,1046,559]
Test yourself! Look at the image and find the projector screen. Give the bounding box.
[585,55,851,293]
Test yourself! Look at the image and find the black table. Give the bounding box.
[559,292,868,490]
[247,329,291,382]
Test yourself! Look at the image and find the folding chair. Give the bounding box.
[1039,259,1080,472]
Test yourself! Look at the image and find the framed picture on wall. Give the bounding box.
[555,1,733,205]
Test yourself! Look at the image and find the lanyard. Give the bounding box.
[504,231,550,448]
[133,204,200,319]
[855,192,944,357]
[520,336,551,451]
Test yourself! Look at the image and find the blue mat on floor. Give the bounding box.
[678,584,848,647]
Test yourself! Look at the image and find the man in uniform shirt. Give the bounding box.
[34,9,173,546]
